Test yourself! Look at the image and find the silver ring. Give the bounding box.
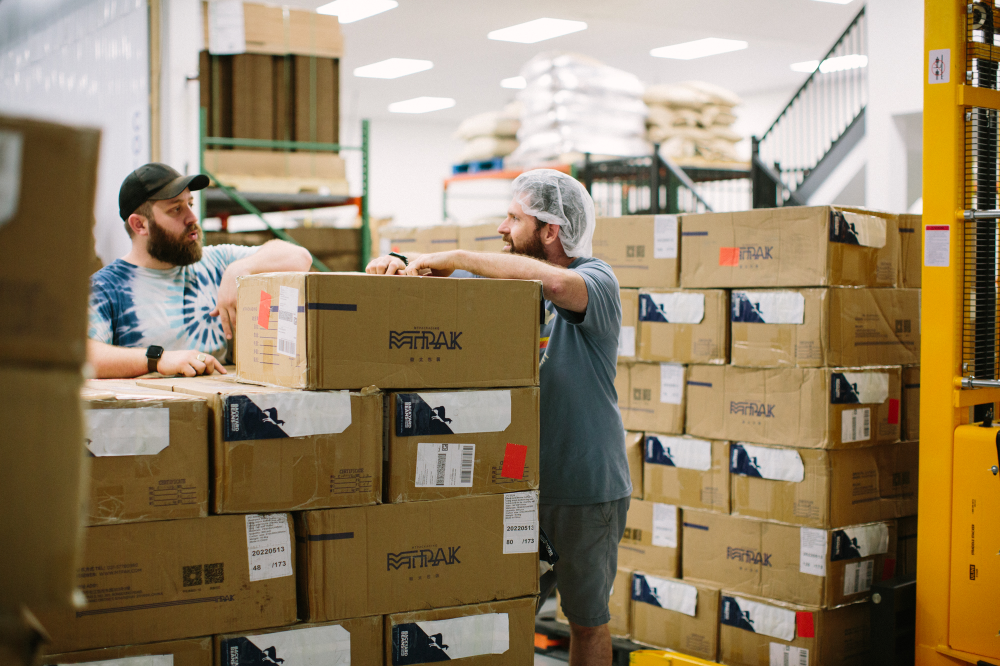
[196,354,206,362]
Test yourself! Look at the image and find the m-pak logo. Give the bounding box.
[740,246,773,260]
[729,401,775,417]
[390,330,463,350]
[726,547,772,566]
[387,546,462,571]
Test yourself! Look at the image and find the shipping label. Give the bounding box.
[653,215,679,259]
[276,285,299,357]
[831,523,890,561]
[631,573,697,616]
[84,407,170,456]
[618,325,636,357]
[67,658,173,666]
[769,644,809,666]
[414,443,475,487]
[224,391,352,441]
[840,408,871,443]
[731,291,805,324]
[392,613,509,665]
[830,211,886,248]
[220,624,350,666]
[842,560,875,595]
[730,443,804,482]
[396,391,511,436]
[503,491,538,554]
[639,292,705,324]
[652,503,678,548]
[660,363,684,404]
[799,528,829,577]
[721,596,796,641]
[245,514,293,582]
[830,372,889,404]
[646,435,712,471]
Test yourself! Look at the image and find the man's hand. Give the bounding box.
[366,255,408,275]
[403,251,460,277]
[211,263,246,339]
[157,350,227,377]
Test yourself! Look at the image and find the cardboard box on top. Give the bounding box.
[0,115,100,368]
[729,441,918,529]
[215,616,382,666]
[36,514,297,653]
[203,149,347,183]
[630,574,721,661]
[293,55,339,145]
[458,220,505,253]
[685,365,902,449]
[236,272,541,390]
[682,510,895,609]
[902,365,919,441]
[295,493,539,622]
[387,597,536,666]
[626,431,644,500]
[43,637,212,666]
[136,375,381,514]
[592,215,680,289]
[203,1,344,57]
[730,288,920,368]
[637,288,729,364]
[616,362,685,434]
[619,288,639,362]
[680,206,898,288]
[1,367,87,611]
[231,54,274,141]
[618,500,680,578]
[385,388,539,503]
[80,384,209,525]
[557,568,632,638]
[898,214,922,288]
[719,591,871,666]
[379,225,461,258]
[643,434,730,513]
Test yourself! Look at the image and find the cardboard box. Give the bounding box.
[680,206,898,288]
[682,511,895,608]
[294,55,339,145]
[203,149,347,182]
[36,514,298,652]
[643,435,730,513]
[631,574,720,660]
[1,367,86,611]
[898,214,921,288]
[617,362,685,434]
[458,221,505,253]
[592,215,680,288]
[385,387,540,503]
[203,2,344,58]
[557,568,632,638]
[216,616,381,666]
[43,638,212,666]
[627,431,644,500]
[719,592,871,666]
[236,272,541,390]
[296,493,539,621]
[896,515,917,577]
[81,385,209,525]
[379,224,461,258]
[637,288,729,364]
[136,375,382,513]
[0,115,100,367]
[619,288,639,362]
[729,441,918,528]
[232,54,274,141]
[685,365,902,449]
[902,365,919,441]
[730,288,920,368]
[618,500,680,578]
[387,597,536,665]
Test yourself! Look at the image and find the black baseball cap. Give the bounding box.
[119,163,210,221]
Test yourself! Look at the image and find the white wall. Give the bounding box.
[158,0,203,182]
[731,86,801,161]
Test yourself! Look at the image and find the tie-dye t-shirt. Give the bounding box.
[88,244,259,359]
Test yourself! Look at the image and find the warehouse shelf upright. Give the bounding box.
[198,108,370,272]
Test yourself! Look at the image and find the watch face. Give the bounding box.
[147,345,164,359]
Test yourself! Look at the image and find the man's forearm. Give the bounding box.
[87,339,148,379]
[233,240,313,275]
[455,251,588,312]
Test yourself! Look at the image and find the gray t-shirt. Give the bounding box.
[539,257,632,505]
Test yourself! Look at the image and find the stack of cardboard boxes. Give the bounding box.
[378,220,506,260]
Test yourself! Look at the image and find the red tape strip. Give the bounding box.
[888,398,900,425]
[501,443,527,480]
[719,247,739,266]
[258,290,272,328]
[796,611,815,638]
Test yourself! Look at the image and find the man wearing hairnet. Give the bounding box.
[367,169,631,666]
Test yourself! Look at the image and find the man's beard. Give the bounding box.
[148,218,203,266]
[503,228,546,261]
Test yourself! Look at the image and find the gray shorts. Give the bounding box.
[538,497,630,627]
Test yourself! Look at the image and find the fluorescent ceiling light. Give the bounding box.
[388,97,456,114]
[354,58,432,79]
[316,0,397,24]
[501,76,527,89]
[488,18,587,44]
[650,38,748,60]
[791,54,868,73]
[811,0,853,4]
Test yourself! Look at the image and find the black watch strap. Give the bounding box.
[389,252,409,267]
[146,345,163,374]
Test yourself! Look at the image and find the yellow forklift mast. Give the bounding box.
[921,1,1000,664]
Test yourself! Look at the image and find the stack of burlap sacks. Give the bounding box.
[453,103,522,165]
[644,81,744,163]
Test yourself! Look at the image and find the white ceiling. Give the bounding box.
[278,0,865,125]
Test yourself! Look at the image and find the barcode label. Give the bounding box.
[276,285,299,358]
[842,560,874,595]
[840,407,870,443]
[414,443,475,488]
[769,644,808,666]
[277,338,295,355]
[461,444,474,484]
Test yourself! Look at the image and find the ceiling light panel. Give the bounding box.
[790,54,867,73]
[650,38,748,60]
[501,76,527,89]
[354,58,433,79]
[488,18,587,44]
[316,0,398,24]
[811,0,854,4]
[388,97,456,114]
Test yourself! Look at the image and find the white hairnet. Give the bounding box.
[511,169,596,258]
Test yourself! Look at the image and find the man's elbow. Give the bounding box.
[291,244,313,270]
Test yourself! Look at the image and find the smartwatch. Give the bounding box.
[388,252,409,267]
[146,345,164,374]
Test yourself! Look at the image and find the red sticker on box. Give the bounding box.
[888,398,900,424]
[719,247,739,266]
[883,557,897,580]
[258,291,272,328]
[796,612,815,638]
[501,443,528,480]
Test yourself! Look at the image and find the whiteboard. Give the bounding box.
[0,0,150,264]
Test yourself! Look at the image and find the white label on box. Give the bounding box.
[843,560,875,595]
[634,573,697,616]
[503,491,538,554]
[770,644,809,666]
[276,285,299,357]
[246,514,293,582]
[724,597,796,641]
[730,443,804,482]
[408,390,512,434]
[659,363,684,404]
[929,48,950,84]
[840,212,886,249]
[0,130,23,228]
[642,292,705,324]
[618,325,636,357]
[225,391,352,440]
[414,443,476,487]
[925,225,950,267]
[396,613,509,662]
[653,215,679,259]
[230,624,350,666]
[648,435,712,471]
[731,291,805,324]
[85,407,170,456]
[835,523,890,559]
[652,503,678,548]
[208,0,246,54]
[841,407,871,443]
[65,657,173,666]
[799,528,829,577]
[837,372,889,404]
